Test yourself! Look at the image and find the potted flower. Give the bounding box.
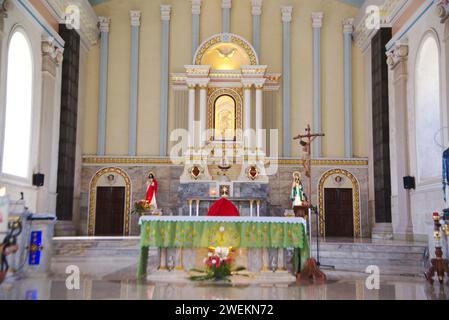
[189,246,246,282]
[131,199,153,216]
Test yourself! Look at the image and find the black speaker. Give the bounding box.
[403,176,415,190]
[32,173,45,187]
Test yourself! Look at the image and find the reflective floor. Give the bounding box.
[1,275,448,300]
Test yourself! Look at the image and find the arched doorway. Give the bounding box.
[318,169,361,237]
[88,167,132,236]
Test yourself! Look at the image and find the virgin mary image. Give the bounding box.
[146,172,158,209]
[291,172,306,208]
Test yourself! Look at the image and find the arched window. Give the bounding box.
[1,30,34,178]
[415,34,441,181]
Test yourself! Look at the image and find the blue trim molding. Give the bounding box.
[97,17,110,156]
[129,11,141,156]
[160,5,171,156]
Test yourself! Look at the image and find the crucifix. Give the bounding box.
[293,124,328,283]
[293,124,325,205]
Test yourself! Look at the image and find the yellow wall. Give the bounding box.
[83,0,366,158]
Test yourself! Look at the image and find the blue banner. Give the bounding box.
[28,231,43,265]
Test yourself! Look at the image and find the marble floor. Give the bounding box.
[0,271,448,300]
[0,236,446,300]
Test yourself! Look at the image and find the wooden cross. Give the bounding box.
[293,124,325,204]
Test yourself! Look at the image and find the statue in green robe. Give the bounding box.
[291,171,306,208]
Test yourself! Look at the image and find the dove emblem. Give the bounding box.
[216,47,237,59]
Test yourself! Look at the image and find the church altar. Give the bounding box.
[137,216,309,280]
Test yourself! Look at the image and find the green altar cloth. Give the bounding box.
[137,216,309,280]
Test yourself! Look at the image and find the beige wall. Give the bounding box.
[83,0,366,158]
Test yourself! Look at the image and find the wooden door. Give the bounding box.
[324,188,354,237]
[95,186,125,236]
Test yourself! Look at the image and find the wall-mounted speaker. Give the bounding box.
[403,176,415,190]
[32,173,45,187]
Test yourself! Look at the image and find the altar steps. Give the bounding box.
[310,239,428,277]
[50,237,429,279]
[50,237,159,278]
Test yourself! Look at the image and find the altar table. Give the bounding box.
[137,216,309,280]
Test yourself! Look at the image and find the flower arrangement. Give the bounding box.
[131,200,153,215]
[189,246,246,282]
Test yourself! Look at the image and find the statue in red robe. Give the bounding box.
[146,173,158,209]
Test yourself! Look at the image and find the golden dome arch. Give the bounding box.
[193,33,259,70]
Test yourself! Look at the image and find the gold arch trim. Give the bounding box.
[208,88,243,141]
[82,157,368,166]
[88,167,132,236]
[318,168,361,238]
[194,34,258,66]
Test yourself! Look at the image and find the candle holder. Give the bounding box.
[167,255,175,272]
[271,256,277,273]
[425,211,449,284]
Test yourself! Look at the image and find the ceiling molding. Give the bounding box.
[44,0,99,49]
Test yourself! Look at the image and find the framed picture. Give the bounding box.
[219,183,233,197]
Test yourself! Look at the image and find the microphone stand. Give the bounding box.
[310,205,334,269]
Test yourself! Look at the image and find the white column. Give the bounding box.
[37,39,63,214]
[255,81,264,150]
[199,83,208,147]
[242,81,252,148]
[386,42,413,240]
[187,82,196,149]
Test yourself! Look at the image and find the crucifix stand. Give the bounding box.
[293,124,328,283]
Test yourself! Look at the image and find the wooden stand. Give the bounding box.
[297,258,327,283]
[425,246,449,284]
[293,125,326,283]
[425,211,449,284]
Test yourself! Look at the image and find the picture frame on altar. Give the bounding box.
[218,182,233,197]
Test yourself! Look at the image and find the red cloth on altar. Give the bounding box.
[207,197,240,216]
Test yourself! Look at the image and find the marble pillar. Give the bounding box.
[199,83,208,147]
[222,0,231,33]
[251,0,262,57]
[129,11,141,156]
[160,5,171,156]
[343,18,354,158]
[191,0,201,58]
[255,81,264,151]
[97,17,110,156]
[242,81,252,148]
[187,81,196,149]
[386,42,414,240]
[312,12,323,158]
[281,6,292,157]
